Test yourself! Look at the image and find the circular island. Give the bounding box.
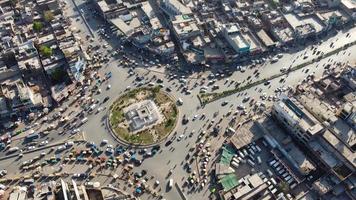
[108,87,178,146]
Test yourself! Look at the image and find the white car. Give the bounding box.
[27,146,36,151]
[107,85,111,89]
[65,141,74,147]
[39,140,49,146]
[177,134,184,141]
[101,139,108,144]
[71,129,80,134]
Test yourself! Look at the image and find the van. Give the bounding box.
[257,156,262,164]
[282,172,289,178]
[23,178,34,185]
[284,175,292,182]
[266,169,273,177]
[247,155,255,161]
[251,145,258,153]
[255,145,262,152]
[238,151,245,158]
[270,178,277,185]
[268,185,274,190]
[278,169,285,174]
[269,160,277,166]
[287,178,294,184]
[168,179,173,188]
[262,140,268,147]
[81,117,88,124]
[242,149,248,157]
[290,183,297,189]
[231,161,239,168]
[247,159,255,167]
[232,158,240,164]
[271,188,278,194]
[272,162,279,168]
[8,147,19,153]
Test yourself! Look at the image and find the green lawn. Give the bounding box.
[109,87,178,145]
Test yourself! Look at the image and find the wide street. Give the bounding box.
[0,0,356,199]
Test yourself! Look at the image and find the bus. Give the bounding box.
[25,133,39,142]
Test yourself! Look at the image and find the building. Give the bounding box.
[123,100,163,132]
[272,95,325,145]
[94,0,129,20]
[159,0,192,19]
[0,77,44,115]
[223,25,250,54]
[171,15,200,40]
[340,0,356,20]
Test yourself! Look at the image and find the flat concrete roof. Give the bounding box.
[322,130,356,168]
[256,29,275,47]
[230,120,263,149]
[284,13,325,33]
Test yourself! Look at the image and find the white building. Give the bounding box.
[272,95,325,144]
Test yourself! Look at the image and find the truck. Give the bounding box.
[25,133,39,142]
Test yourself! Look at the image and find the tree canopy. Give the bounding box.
[44,11,54,22]
[39,45,52,57]
[33,21,43,32]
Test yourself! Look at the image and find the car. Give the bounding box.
[65,141,74,147]
[56,145,66,152]
[264,81,271,86]
[177,134,184,141]
[101,139,108,145]
[221,101,228,106]
[166,87,172,92]
[165,140,173,146]
[73,173,88,179]
[103,96,110,103]
[39,140,49,146]
[27,146,36,151]
[106,85,111,90]
[0,170,7,177]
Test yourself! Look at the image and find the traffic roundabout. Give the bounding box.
[107,87,178,147]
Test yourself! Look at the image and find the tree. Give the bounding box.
[9,0,19,6]
[278,181,290,193]
[33,21,43,32]
[44,11,54,22]
[50,67,66,83]
[39,45,53,57]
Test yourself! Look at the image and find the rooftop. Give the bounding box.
[123,100,163,132]
[284,13,325,33]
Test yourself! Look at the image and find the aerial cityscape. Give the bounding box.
[0,0,355,200]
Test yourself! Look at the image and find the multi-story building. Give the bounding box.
[159,0,192,19]
[272,95,325,145]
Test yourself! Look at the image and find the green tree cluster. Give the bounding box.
[33,21,43,32]
[39,45,52,57]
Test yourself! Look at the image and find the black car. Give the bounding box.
[165,140,173,147]
[103,96,110,103]
[264,81,271,86]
